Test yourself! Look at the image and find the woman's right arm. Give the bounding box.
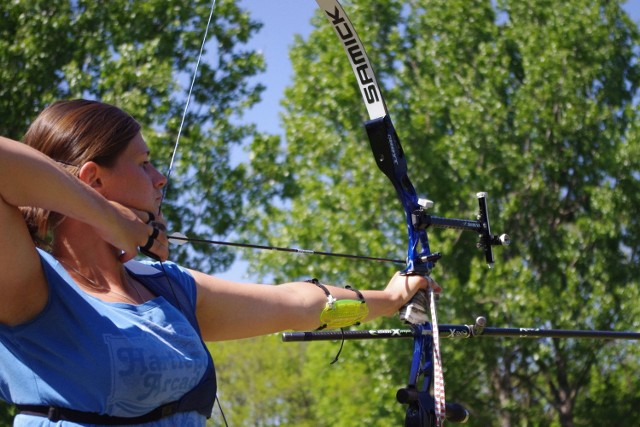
[0,136,150,325]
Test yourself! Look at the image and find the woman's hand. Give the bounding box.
[130,207,170,262]
[384,272,442,312]
[95,203,169,263]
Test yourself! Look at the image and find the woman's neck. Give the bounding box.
[54,218,121,266]
[52,219,146,304]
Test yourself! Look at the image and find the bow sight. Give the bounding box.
[365,115,510,275]
[412,191,511,268]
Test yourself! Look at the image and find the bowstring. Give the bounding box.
[162,0,217,200]
[155,1,229,425]
[429,288,446,426]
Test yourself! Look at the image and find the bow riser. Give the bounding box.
[365,116,434,274]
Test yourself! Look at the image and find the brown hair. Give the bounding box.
[21,99,141,245]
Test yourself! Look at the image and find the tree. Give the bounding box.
[245,0,640,425]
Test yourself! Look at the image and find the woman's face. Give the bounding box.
[97,132,167,214]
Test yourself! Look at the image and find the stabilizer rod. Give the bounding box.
[282,317,640,342]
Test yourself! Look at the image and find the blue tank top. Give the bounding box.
[0,249,216,426]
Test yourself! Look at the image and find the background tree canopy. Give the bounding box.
[1,1,639,426]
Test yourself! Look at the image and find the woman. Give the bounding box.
[0,99,437,426]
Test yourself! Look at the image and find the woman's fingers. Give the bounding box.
[425,275,442,293]
[138,220,169,262]
[100,203,169,262]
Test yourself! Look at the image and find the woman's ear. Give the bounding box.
[78,161,102,189]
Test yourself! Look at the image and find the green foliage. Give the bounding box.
[0,402,15,426]
[206,335,313,426]
[246,0,640,425]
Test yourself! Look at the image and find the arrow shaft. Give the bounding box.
[169,235,405,264]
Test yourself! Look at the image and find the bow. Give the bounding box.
[311,1,509,425]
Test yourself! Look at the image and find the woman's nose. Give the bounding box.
[153,165,167,189]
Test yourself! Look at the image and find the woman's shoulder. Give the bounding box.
[125,259,195,288]
[124,259,198,313]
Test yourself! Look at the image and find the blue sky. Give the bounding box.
[238,0,318,135]
[218,0,640,281]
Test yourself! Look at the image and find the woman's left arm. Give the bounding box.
[191,269,438,342]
